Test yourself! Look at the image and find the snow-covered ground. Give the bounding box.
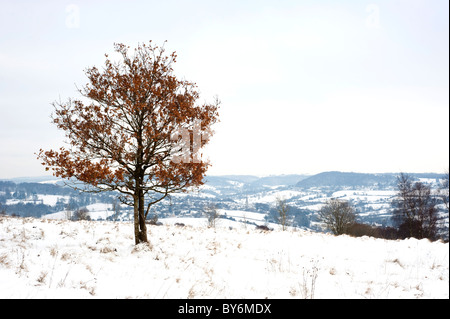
[219,209,267,224]
[0,216,448,299]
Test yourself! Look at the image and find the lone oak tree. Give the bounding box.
[37,42,220,244]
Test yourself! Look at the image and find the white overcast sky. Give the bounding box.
[0,0,448,179]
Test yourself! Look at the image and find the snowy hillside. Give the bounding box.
[0,216,448,299]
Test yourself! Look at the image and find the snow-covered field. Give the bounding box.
[0,216,448,299]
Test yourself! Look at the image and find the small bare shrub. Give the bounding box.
[49,245,58,257]
[73,207,91,221]
[256,225,272,231]
[300,260,319,299]
[389,258,404,268]
[318,199,356,235]
[187,286,196,299]
[17,249,28,275]
[0,253,10,267]
[289,287,298,297]
[37,271,48,284]
[60,252,71,261]
[274,197,291,231]
[131,242,153,253]
[147,214,161,225]
[100,246,117,254]
[203,203,221,228]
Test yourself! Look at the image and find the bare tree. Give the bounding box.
[318,199,356,235]
[74,207,91,221]
[111,198,121,221]
[274,197,291,231]
[391,173,438,240]
[148,213,160,225]
[64,205,73,221]
[439,169,449,214]
[203,203,221,228]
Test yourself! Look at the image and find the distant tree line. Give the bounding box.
[318,172,449,241]
[1,203,52,218]
[0,181,114,217]
[262,203,311,229]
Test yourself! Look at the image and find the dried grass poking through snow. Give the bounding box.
[0,216,448,299]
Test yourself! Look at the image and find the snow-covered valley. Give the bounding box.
[2,172,448,238]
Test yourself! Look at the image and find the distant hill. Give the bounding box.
[202,175,259,188]
[0,176,60,184]
[296,172,397,188]
[295,171,444,189]
[296,171,396,188]
[203,174,308,189]
[2,172,443,190]
[250,174,309,187]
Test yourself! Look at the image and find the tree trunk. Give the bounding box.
[138,187,148,243]
[133,194,140,245]
[133,190,148,244]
